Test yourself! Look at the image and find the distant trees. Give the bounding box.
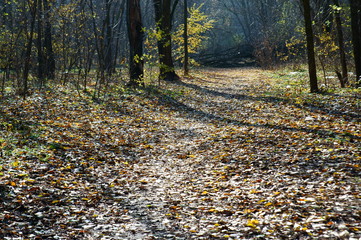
[223,0,301,68]
[1,0,361,98]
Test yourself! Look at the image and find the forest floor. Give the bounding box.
[0,68,360,239]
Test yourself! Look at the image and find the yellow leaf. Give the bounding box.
[52,200,59,204]
[82,198,90,201]
[265,202,273,207]
[10,181,16,186]
[11,161,19,167]
[249,189,261,194]
[144,144,154,149]
[246,219,260,228]
[243,209,253,214]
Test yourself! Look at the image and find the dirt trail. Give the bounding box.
[84,68,360,239]
[1,68,360,239]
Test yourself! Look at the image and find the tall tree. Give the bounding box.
[36,0,44,82]
[22,0,38,97]
[183,0,189,76]
[36,0,55,83]
[127,0,144,86]
[153,0,179,81]
[350,0,361,86]
[302,0,319,93]
[43,0,55,79]
[104,0,113,75]
[332,0,348,87]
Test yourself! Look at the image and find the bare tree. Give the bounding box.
[22,0,38,98]
[350,0,361,86]
[183,0,189,76]
[332,0,348,87]
[43,0,55,80]
[127,0,144,86]
[302,0,319,93]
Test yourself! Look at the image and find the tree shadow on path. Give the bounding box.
[151,82,361,141]
[176,80,361,121]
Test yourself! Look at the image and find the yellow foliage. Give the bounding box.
[172,4,215,65]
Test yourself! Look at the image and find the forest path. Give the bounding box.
[93,68,360,239]
[1,68,360,239]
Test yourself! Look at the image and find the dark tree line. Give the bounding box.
[0,0,360,96]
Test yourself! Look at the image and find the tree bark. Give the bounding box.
[104,0,113,75]
[302,0,319,93]
[127,0,144,86]
[333,0,348,87]
[43,0,55,79]
[36,0,44,82]
[350,0,361,86]
[22,0,37,98]
[153,0,180,81]
[183,0,189,76]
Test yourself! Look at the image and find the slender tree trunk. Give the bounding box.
[183,0,189,76]
[36,0,44,82]
[153,0,180,81]
[43,0,55,79]
[333,0,348,87]
[112,0,126,73]
[22,0,37,98]
[350,0,361,86]
[127,0,144,86]
[104,0,113,76]
[302,0,319,93]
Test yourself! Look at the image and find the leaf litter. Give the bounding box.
[0,68,360,239]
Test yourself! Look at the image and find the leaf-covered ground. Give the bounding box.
[0,68,360,239]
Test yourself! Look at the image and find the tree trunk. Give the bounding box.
[127,0,144,86]
[153,0,180,81]
[183,0,189,76]
[112,0,126,73]
[22,0,37,98]
[350,0,361,86]
[43,0,55,79]
[302,0,319,93]
[36,0,44,82]
[104,0,113,76]
[333,0,348,88]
